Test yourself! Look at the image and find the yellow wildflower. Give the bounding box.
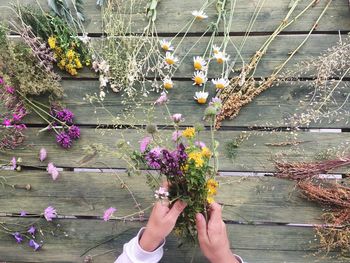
[75,58,83,69]
[182,127,195,139]
[188,151,204,168]
[201,147,212,158]
[207,178,219,195]
[59,59,66,67]
[207,195,214,204]
[85,59,91,66]
[66,49,75,60]
[69,68,78,76]
[48,36,56,49]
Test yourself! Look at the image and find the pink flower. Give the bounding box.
[171,114,183,123]
[195,141,206,148]
[39,148,47,162]
[47,163,59,180]
[2,119,11,127]
[11,157,16,170]
[140,137,152,153]
[12,114,22,122]
[154,92,168,105]
[103,207,117,221]
[44,206,57,221]
[0,77,4,85]
[172,130,182,142]
[5,85,15,94]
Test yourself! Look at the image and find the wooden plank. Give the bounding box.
[1,0,349,34]
[1,128,350,172]
[0,218,344,262]
[0,171,327,224]
[22,80,350,129]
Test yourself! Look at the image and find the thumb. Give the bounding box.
[196,213,209,244]
[165,200,187,222]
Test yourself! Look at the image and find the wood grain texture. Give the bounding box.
[0,171,327,224]
[2,128,350,172]
[22,80,350,129]
[0,218,344,263]
[1,0,349,34]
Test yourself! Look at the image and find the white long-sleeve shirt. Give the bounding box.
[115,228,245,263]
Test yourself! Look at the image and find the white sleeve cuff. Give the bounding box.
[123,227,165,263]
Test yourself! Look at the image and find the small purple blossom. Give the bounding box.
[27,226,36,235]
[39,148,47,162]
[47,163,59,180]
[172,130,182,142]
[29,239,41,251]
[195,141,206,149]
[14,124,26,130]
[209,97,222,109]
[13,232,23,243]
[67,125,80,139]
[154,92,168,105]
[0,77,4,85]
[44,206,57,221]
[56,132,72,149]
[5,85,15,94]
[12,114,22,122]
[140,137,152,153]
[103,207,116,221]
[171,113,183,123]
[11,157,16,170]
[20,210,27,217]
[54,108,74,124]
[146,147,163,169]
[2,119,11,127]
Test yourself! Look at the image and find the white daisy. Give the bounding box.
[163,77,174,90]
[159,39,174,52]
[214,51,229,64]
[211,78,229,89]
[164,52,179,66]
[193,56,207,71]
[192,10,208,20]
[192,71,207,86]
[194,91,209,104]
[212,45,220,54]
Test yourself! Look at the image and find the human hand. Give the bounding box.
[139,185,187,252]
[196,202,239,263]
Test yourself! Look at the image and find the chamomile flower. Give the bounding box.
[211,78,229,89]
[192,71,207,86]
[163,77,174,90]
[212,45,220,54]
[192,10,208,20]
[214,51,229,64]
[194,91,209,104]
[193,56,207,71]
[164,52,178,66]
[160,39,174,51]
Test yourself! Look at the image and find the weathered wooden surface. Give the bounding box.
[1,0,350,262]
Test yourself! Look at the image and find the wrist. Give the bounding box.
[139,228,164,252]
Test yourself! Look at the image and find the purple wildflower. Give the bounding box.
[47,163,59,180]
[172,130,182,142]
[20,210,27,217]
[177,143,188,164]
[27,226,36,235]
[171,114,183,123]
[146,147,163,169]
[55,108,74,124]
[103,207,116,221]
[67,125,80,139]
[195,141,206,149]
[39,148,47,162]
[5,85,15,94]
[0,77,3,85]
[2,119,11,127]
[140,137,152,153]
[209,97,222,109]
[56,132,72,149]
[11,157,16,170]
[14,124,26,130]
[13,232,23,243]
[154,92,168,105]
[44,206,57,221]
[29,239,41,251]
[12,114,22,122]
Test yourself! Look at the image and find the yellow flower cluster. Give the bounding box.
[48,36,89,76]
[206,178,219,204]
[188,151,204,168]
[201,147,212,158]
[182,127,195,139]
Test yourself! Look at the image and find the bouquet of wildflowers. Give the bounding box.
[131,94,222,242]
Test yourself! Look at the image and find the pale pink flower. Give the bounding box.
[11,157,16,170]
[39,148,47,162]
[103,207,117,221]
[172,130,182,142]
[47,163,59,180]
[140,137,152,153]
[154,92,168,105]
[171,114,183,123]
[44,206,57,221]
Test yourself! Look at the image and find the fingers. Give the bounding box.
[196,213,209,244]
[165,200,187,222]
[208,202,223,225]
[161,180,170,190]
